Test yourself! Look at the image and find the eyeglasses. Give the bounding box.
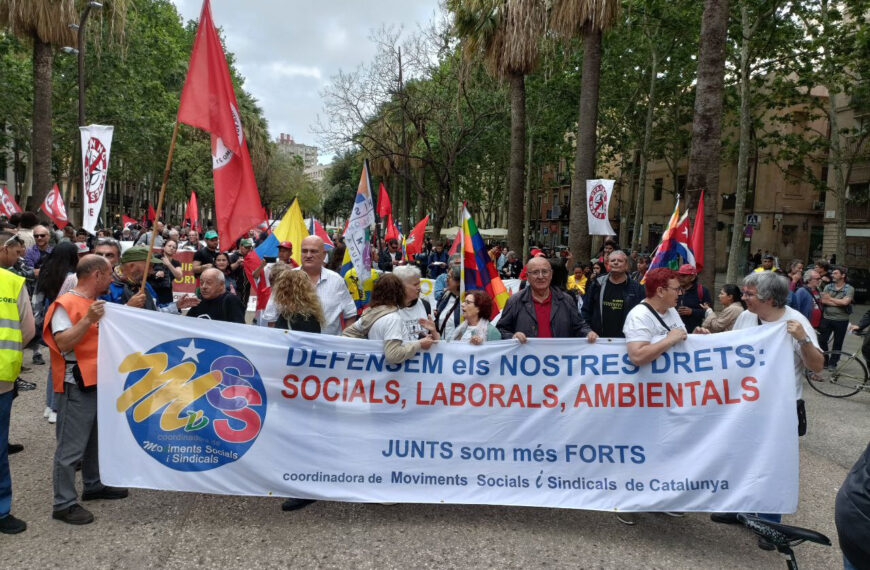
[660,286,682,293]
[462,300,476,305]
[528,269,551,277]
[34,233,49,238]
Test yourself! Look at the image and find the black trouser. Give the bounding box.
[818,318,849,366]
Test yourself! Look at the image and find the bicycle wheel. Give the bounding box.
[806,351,867,398]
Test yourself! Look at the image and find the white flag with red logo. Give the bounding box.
[41,184,69,229]
[586,179,616,236]
[80,125,114,233]
[0,186,22,217]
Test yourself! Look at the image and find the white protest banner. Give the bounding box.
[80,125,114,233]
[98,304,798,513]
[586,179,617,236]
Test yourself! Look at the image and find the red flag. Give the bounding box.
[0,186,22,217]
[242,250,270,312]
[690,190,705,272]
[122,214,137,228]
[448,229,462,255]
[147,203,157,222]
[404,215,429,257]
[384,213,400,241]
[177,0,266,245]
[40,184,68,229]
[184,192,199,230]
[311,218,334,248]
[377,182,392,219]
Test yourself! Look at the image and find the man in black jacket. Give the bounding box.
[497,257,594,342]
[676,264,712,333]
[581,251,644,338]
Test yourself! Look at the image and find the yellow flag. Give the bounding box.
[272,199,309,265]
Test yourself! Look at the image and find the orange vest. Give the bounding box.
[43,293,99,393]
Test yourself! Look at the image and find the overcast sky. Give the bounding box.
[169,0,441,163]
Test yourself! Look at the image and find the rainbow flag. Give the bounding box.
[459,206,509,315]
[645,198,694,278]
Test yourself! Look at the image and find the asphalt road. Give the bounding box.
[2,306,868,569]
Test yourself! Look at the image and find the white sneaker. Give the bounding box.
[48,411,57,424]
[44,406,52,418]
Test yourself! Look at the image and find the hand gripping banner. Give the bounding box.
[80,125,114,233]
[98,304,798,513]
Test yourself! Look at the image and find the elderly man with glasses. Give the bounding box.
[497,256,593,342]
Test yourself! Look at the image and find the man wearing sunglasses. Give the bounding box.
[24,226,52,278]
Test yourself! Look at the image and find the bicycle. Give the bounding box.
[805,330,870,398]
[738,514,831,569]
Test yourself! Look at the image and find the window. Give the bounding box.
[653,178,663,201]
[677,175,687,200]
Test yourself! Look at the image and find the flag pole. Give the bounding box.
[458,201,465,321]
[140,121,180,292]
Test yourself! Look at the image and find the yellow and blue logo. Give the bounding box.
[116,338,267,471]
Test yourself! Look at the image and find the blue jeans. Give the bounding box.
[0,390,13,517]
[45,362,55,410]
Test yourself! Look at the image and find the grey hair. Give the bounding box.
[201,267,226,285]
[506,251,517,260]
[802,269,818,283]
[447,266,462,282]
[95,237,121,256]
[742,271,789,307]
[449,253,461,264]
[393,265,421,282]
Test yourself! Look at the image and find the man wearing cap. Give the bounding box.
[102,246,198,312]
[754,254,778,272]
[676,264,713,333]
[193,230,220,276]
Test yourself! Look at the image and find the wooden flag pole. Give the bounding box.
[140,121,180,292]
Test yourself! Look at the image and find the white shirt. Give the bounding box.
[367,312,405,341]
[397,300,430,342]
[732,306,819,398]
[622,303,686,343]
[293,267,356,336]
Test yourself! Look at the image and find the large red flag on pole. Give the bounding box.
[377,182,392,219]
[690,190,705,272]
[177,0,266,244]
[404,215,429,257]
[184,191,199,230]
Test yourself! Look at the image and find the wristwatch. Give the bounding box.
[798,336,812,347]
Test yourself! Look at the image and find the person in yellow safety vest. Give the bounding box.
[43,255,128,526]
[0,266,36,535]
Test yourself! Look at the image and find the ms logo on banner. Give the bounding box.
[115,338,266,471]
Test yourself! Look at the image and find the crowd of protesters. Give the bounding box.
[0,212,866,568]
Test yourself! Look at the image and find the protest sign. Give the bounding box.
[98,304,798,513]
[170,250,196,301]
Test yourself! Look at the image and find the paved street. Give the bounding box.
[2,308,868,569]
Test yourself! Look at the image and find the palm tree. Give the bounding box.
[550,0,620,260]
[450,0,546,256]
[0,0,129,211]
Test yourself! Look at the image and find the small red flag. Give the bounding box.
[690,190,705,272]
[40,184,68,229]
[122,214,137,228]
[384,213,400,241]
[377,182,392,219]
[147,203,157,222]
[0,186,22,217]
[184,192,199,230]
[405,215,429,257]
[177,0,265,245]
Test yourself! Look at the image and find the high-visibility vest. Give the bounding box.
[0,268,25,382]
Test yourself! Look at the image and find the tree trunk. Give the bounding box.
[28,37,54,213]
[569,27,603,261]
[507,72,526,256]
[726,3,754,285]
[632,48,658,252]
[685,0,729,290]
[523,132,534,261]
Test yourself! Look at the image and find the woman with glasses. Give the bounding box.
[434,267,462,341]
[452,290,501,344]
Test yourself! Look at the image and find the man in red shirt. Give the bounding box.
[496,257,595,343]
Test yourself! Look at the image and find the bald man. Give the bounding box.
[295,236,357,335]
[185,268,245,324]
